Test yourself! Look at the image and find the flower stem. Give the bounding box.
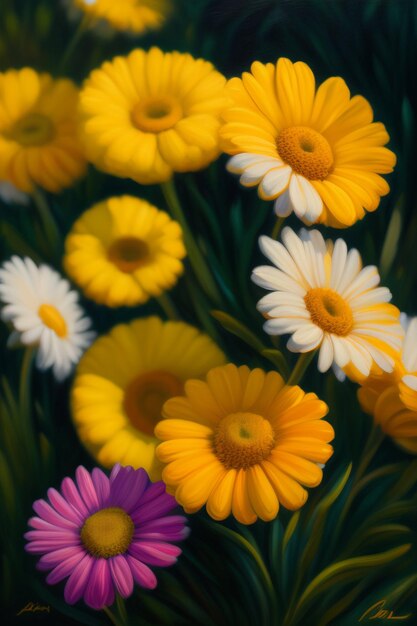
[287,351,316,385]
[161,179,221,305]
[32,187,61,259]
[103,605,127,626]
[59,16,90,73]
[271,216,285,240]
[157,292,179,320]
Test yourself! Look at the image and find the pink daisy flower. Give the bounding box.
[25,465,189,610]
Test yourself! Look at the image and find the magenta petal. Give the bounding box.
[109,469,148,513]
[61,477,89,518]
[45,548,86,584]
[126,555,157,590]
[129,541,181,567]
[131,493,177,525]
[136,529,189,542]
[64,553,94,605]
[37,546,84,571]
[136,515,188,530]
[47,488,84,525]
[83,558,114,610]
[76,467,100,513]
[91,468,110,507]
[109,555,134,599]
[28,516,63,532]
[33,499,79,529]
[25,529,79,542]
[109,463,122,481]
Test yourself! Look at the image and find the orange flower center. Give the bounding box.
[10,113,54,146]
[276,126,333,180]
[38,304,68,338]
[131,96,183,133]
[124,370,184,436]
[304,287,353,335]
[108,237,150,273]
[80,507,134,558]
[214,412,275,469]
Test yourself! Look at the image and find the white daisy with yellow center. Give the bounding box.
[251,228,402,375]
[0,256,95,380]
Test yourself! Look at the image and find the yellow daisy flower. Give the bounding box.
[71,317,226,480]
[64,195,186,307]
[73,0,171,35]
[221,58,396,228]
[358,315,417,453]
[155,364,334,524]
[0,68,86,193]
[78,47,227,184]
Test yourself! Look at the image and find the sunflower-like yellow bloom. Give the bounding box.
[74,0,171,35]
[64,196,186,307]
[72,317,226,480]
[0,68,86,193]
[155,364,334,524]
[358,316,417,453]
[221,58,396,228]
[78,47,227,184]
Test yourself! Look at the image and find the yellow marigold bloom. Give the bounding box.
[358,315,417,453]
[155,364,334,524]
[0,68,86,193]
[221,58,396,228]
[74,0,171,35]
[72,317,226,480]
[64,195,186,307]
[78,47,227,184]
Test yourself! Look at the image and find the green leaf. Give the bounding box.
[289,544,411,625]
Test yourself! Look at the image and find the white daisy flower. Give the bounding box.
[251,227,403,376]
[0,256,95,381]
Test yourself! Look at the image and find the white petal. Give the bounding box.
[330,335,350,368]
[317,335,334,372]
[264,318,310,335]
[258,166,292,199]
[403,317,417,372]
[288,175,323,222]
[342,266,380,301]
[402,375,417,391]
[258,236,305,284]
[274,190,293,217]
[287,325,323,351]
[251,266,306,295]
[337,249,362,295]
[226,153,280,174]
[330,239,348,292]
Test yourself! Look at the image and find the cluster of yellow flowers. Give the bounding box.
[1,29,415,525]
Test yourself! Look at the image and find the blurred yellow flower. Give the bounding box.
[72,317,226,480]
[78,47,227,184]
[358,315,417,453]
[221,58,396,228]
[0,68,86,193]
[64,195,186,307]
[74,0,171,35]
[156,364,334,524]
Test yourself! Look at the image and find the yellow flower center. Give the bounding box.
[108,237,150,273]
[38,304,68,338]
[10,113,54,147]
[214,412,275,469]
[124,370,184,436]
[131,96,183,133]
[276,126,333,180]
[304,287,353,335]
[80,507,134,559]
